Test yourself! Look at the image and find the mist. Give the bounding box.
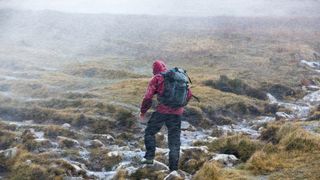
[1,0,320,17]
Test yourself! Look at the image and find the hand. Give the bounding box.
[139,112,145,121]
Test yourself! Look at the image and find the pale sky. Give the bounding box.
[0,0,319,16]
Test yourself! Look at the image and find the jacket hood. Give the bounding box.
[152,60,167,75]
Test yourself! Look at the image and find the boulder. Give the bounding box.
[0,147,18,159]
[211,154,239,167]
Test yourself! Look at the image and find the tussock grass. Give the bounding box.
[193,161,222,180]
[278,124,320,151]
[0,130,17,149]
[245,122,320,177]
[208,135,263,162]
[246,150,285,175]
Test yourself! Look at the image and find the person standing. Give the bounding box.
[140,60,192,171]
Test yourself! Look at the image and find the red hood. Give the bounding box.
[152,60,167,75]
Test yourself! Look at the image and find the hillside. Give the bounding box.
[0,9,319,179]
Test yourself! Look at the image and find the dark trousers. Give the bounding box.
[144,112,182,171]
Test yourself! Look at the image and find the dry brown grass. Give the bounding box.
[245,122,320,178]
[208,135,263,162]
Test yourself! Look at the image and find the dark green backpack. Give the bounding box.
[159,67,190,108]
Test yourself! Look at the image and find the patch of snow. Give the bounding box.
[300,60,320,70]
[303,90,320,105]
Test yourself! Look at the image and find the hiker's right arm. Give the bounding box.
[140,76,158,114]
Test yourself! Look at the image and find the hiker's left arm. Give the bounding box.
[187,88,192,102]
[140,76,158,114]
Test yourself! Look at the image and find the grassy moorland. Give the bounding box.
[0,9,319,179]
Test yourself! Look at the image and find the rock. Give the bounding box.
[268,84,295,100]
[62,123,71,129]
[156,132,167,148]
[264,103,279,114]
[314,52,320,60]
[63,177,84,180]
[34,139,54,150]
[107,151,122,157]
[303,90,320,105]
[58,136,80,148]
[25,159,32,164]
[22,129,37,140]
[275,112,294,120]
[301,78,313,87]
[211,154,239,167]
[181,121,196,131]
[181,146,209,154]
[0,147,18,159]
[306,85,320,91]
[143,160,169,171]
[300,60,320,69]
[89,139,104,148]
[164,170,191,180]
[88,134,115,144]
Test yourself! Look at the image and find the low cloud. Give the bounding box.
[0,0,319,17]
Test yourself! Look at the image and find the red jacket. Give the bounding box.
[140,60,192,115]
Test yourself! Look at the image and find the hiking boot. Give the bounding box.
[141,158,154,164]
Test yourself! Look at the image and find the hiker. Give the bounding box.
[139,60,193,171]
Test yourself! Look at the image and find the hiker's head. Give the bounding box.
[152,60,167,75]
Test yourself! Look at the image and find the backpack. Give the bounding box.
[158,67,191,108]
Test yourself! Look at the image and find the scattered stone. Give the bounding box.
[164,170,191,180]
[276,112,294,120]
[267,84,295,100]
[181,121,196,131]
[108,151,121,157]
[303,90,320,105]
[264,103,279,114]
[25,159,32,164]
[58,136,80,148]
[63,177,84,180]
[62,123,72,129]
[156,132,167,148]
[306,85,320,91]
[88,134,115,144]
[211,154,239,167]
[0,147,18,159]
[143,160,169,171]
[89,139,104,148]
[301,78,314,87]
[181,146,209,154]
